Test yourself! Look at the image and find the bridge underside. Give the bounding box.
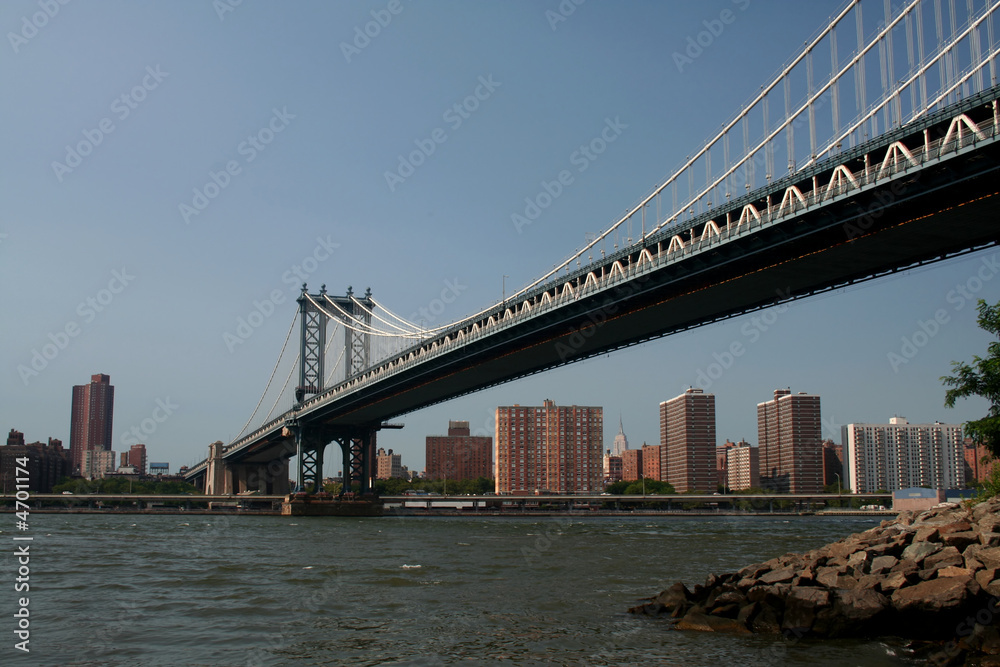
[204,100,1000,476]
[301,139,1000,426]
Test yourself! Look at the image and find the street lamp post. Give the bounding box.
[834,472,841,496]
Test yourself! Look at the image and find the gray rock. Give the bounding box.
[870,555,899,574]
[902,541,942,564]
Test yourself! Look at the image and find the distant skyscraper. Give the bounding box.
[843,417,964,492]
[70,374,115,475]
[611,417,629,456]
[494,400,603,495]
[660,388,717,492]
[757,389,822,493]
[425,420,493,480]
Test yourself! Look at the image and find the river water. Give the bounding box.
[2,513,915,666]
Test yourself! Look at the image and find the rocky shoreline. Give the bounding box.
[629,496,1000,663]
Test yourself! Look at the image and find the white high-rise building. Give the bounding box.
[82,449,116,480]
[611,417,629,457]
[842,417,964,493]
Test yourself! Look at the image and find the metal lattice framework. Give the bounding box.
[295,285,375,403]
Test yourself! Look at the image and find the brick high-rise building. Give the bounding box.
[757,389,822,493]
[965,437,996,484]
[425,420,493,481]
[660,389,717,492]
[494,400,602,495]
[642,443,662,482]
[121,443,147,475]
[727,442,760,491]
[843,418,964,493]
[70,373,115,475]
[622,448,643,482]
[822,440,844,488]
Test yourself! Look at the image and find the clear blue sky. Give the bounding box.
[1,0,995,475]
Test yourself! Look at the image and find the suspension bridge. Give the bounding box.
[185,0,1000,502]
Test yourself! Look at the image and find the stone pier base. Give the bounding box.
[281,493,383,517]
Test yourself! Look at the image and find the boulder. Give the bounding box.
[891,574,980,614]
[879,571,910,593]
[942,531,981,551]
[870,555,898,574]
[939,520,974,535]
[923,546,964,571]
[902,541,942,564]
[759,567,796,584]
[654,581,692,613]
[937,566,974,578]
[975,547,1000,570]
[914,526,941,542]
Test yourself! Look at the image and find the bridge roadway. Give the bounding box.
[187,87,1000,484]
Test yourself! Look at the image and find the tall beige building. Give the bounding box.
[494,400,603,495]
[726,442,760,491]
[376,447,403,479]
[660,388,717,492]
[757,389,822,493]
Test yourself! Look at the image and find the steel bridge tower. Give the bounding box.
[289,284,379,496]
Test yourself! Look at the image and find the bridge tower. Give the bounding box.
[292,284,378,495]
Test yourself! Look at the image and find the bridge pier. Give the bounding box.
[288,423,378,496]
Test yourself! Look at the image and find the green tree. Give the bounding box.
[942,299,1000,456]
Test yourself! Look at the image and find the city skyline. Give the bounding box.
[1,2,996,475]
